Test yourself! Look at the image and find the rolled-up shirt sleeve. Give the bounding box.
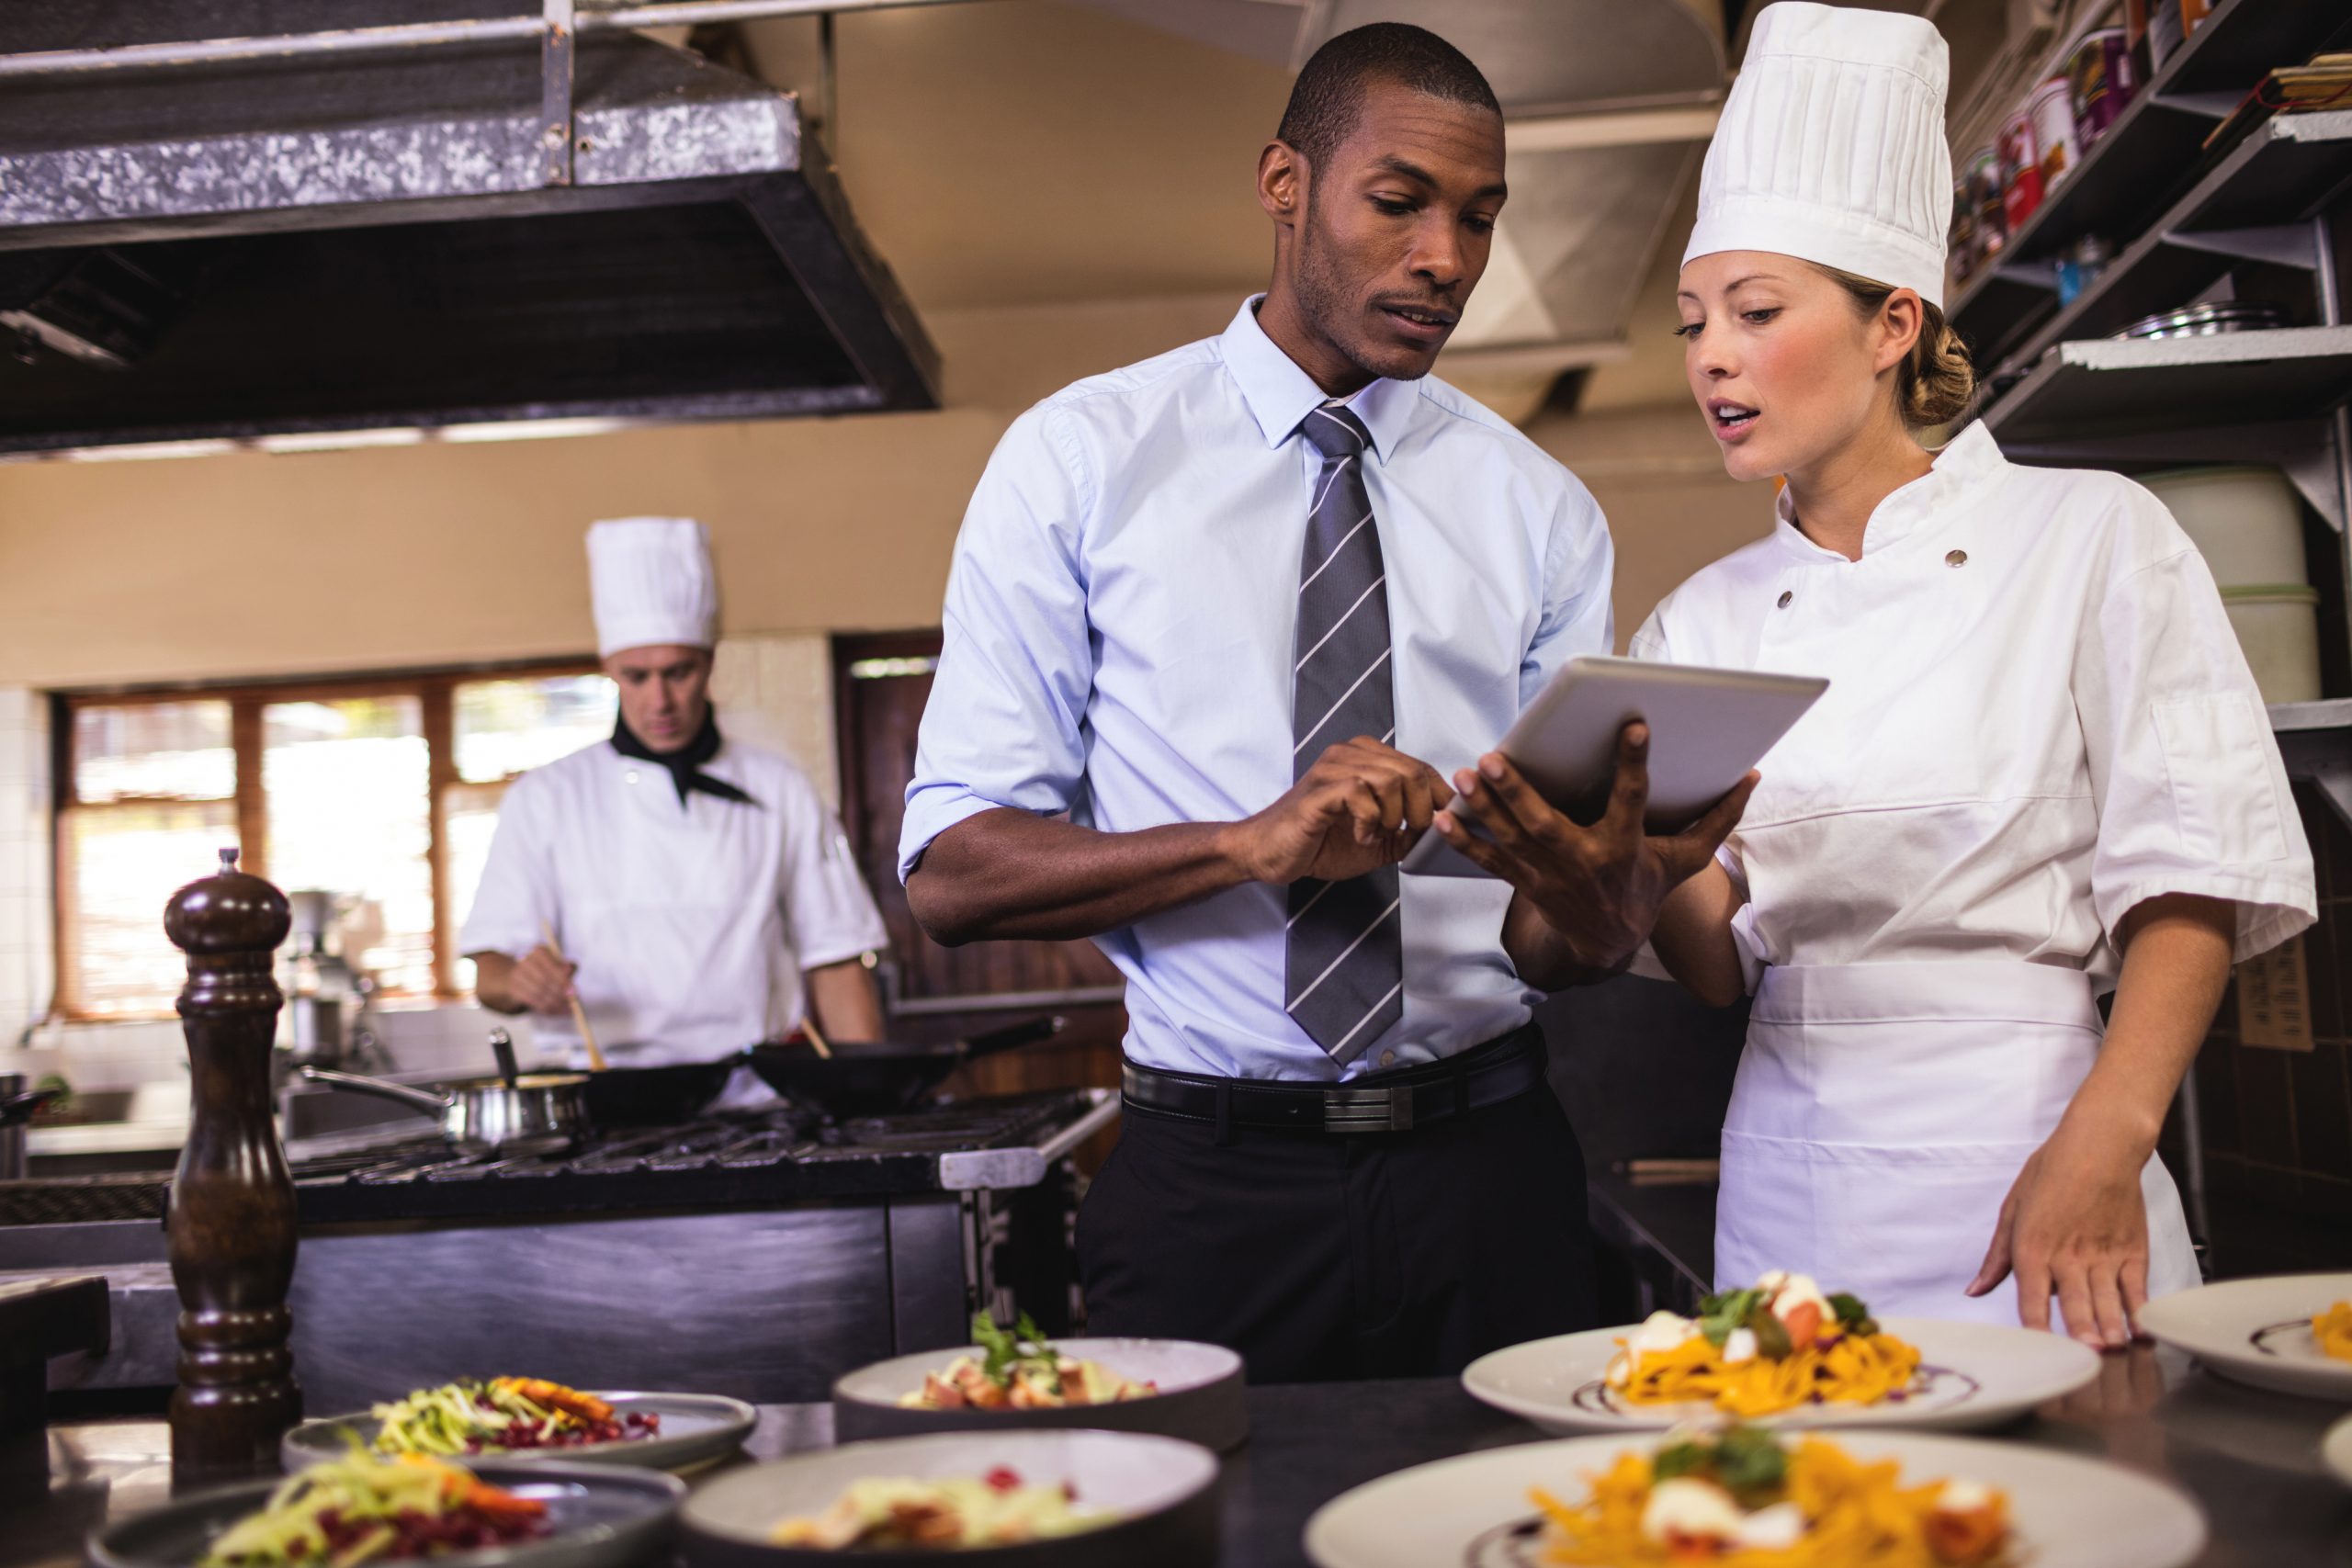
[1521,476,1615,707]
[899,404,1097,883]
[2075,484,2316,961]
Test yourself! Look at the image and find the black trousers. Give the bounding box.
[1077,1081,1596,1383]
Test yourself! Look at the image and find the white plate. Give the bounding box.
[2325,1412,2352,1489]
[833,1338,1248,1451]
[681,1428,1221,1565]
[285,1392,757,1473]
[1303,1429,2205,1568]
[1462,1315,2100,1433]
[2136,1273,2352,1400]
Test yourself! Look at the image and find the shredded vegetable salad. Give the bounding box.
[900,1313,1158,1411]
[1606,1271,1924,1417]
[369,1378,657,1455]
[2313,1302,2352,1360]
[1534,1426,2014,1567]
[769,1465,1110,1550]
[198,1452,548,1567]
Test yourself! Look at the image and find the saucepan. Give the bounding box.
[298,1030,589,1156]
[747,1016,1063,1118]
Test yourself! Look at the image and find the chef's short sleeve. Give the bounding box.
[775,764,891,970]
[2076,482,2316,961]
[458,770,560,960]
[899,403,1095,882]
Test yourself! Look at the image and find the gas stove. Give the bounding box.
[289,1088,1117,1224]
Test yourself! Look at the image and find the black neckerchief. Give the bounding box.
[611,710,759,809]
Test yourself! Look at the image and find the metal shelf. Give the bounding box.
[1948,0,2352,362]
[1983,325,2352,447]
[2272,700,2352,832]
[1989,111,2352,384]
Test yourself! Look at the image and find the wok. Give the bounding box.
[748,1016,1063,1117]
[575,1054,742,1126]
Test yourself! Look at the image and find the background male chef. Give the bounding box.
[464,516,888,1070]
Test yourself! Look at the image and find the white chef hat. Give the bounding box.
[1683,2,1952,308]
[587,516,718,658]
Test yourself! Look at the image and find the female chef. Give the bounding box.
[1439,2,2316,1345]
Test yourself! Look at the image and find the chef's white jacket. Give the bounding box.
[460,738,889,1064]
[1633,422,2316,990]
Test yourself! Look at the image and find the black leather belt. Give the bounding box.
[1120,1024,1545,1136]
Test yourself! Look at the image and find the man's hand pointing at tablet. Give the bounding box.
[1432,721,1758,987]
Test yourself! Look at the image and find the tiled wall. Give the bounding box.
[0,687,54,1046]
[711,633,841,810]
[2193,782,2352,1272]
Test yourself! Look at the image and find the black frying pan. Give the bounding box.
[575,1054,744,1126]
[747,1017,1062,1118]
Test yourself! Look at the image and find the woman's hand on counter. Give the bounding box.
[1968,1106,2153,1348]
[1434,724,1755,987]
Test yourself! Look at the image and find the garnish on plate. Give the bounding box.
[2312,1302,2352,1361]
[769,1465,1111,1550]
[198,1451,548,1567]
[900,1313,1158,1411]
[1533,1424,2014,1566]
[370,1377,659,1455]
[1605,1271,1924,1417]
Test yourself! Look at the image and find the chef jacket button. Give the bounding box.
[1776,590,1793,609]
[624,769,639,784]
[1380,1049,1396,1067]
[1946,549,1968,567]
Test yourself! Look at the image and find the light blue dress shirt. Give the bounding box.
[899,297,1616,1081]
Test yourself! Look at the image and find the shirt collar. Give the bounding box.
[1772,420,2006,562]
[1219,294,1415,463]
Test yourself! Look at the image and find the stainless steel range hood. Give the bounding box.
[0,6,940,455]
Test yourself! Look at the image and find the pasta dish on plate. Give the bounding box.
[1606,1272,1925,1418]
[1532,1425,2012,1567]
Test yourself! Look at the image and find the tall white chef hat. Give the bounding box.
[1683,1,1952,308]
[587,516,718,658]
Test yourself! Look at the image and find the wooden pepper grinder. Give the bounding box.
[164,846,300,1487]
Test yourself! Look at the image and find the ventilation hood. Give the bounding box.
[0,8,939,456]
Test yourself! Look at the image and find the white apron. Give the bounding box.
[1717,958,2200,1320]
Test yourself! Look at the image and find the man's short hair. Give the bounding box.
[1275,22,1501,173]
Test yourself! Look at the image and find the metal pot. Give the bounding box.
[297,1039,590,1156]
[0,1072,62,1181]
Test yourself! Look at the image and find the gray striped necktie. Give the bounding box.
[1285,400,1404,1064]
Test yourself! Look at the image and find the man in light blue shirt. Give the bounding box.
[899,24,1747,1381]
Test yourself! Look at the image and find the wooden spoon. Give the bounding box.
[799,1010,834,1060]
[538,919,607,1072]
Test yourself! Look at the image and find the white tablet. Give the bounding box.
[1398,655,1828,879]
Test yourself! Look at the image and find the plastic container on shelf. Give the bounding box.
[2143,466,2322,704]
[2056,234,2111,305]
[2069,28,2139,150]
[2028,75,2081,192]
[2143,466,2309,586]
[1998,105,2045,229]
[2223,587,2324,705]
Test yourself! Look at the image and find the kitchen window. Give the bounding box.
[57,666,615,1017]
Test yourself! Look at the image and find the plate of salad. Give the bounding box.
[90,1450,682,1568]
[283,1377,757,1473]
[833,1313,1248,1452]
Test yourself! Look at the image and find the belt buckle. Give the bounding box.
[1325,1082,1414,1134]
